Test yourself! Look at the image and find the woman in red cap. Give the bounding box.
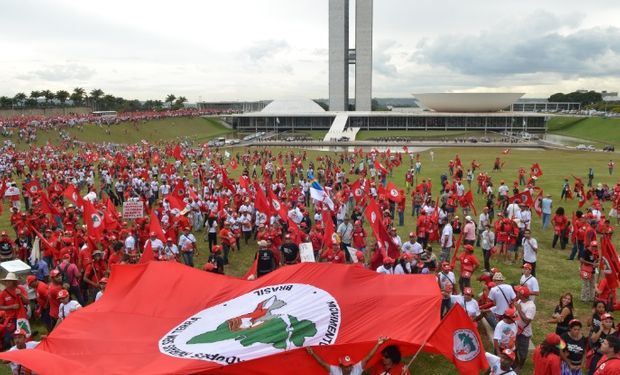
[532,333,565,374]
[306,336,390,375]
[589,313,616,374]
[457,244,480,291]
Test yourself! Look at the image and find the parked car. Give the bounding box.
[603,145,615,152]
[575,144,587,150]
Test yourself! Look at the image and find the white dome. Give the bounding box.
[413,93,524,112]
[261,98,325,113]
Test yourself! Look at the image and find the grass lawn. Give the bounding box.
[9,117,232,150]
[3,119,620,374]
[547,116,620,145]
[355,130,483,140]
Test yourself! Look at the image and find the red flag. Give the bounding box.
[239,175,250,190]
[364,200,400,259]
[533,189,544,217]
[601,237,620,289]
[0,262,443,375]
[38,191,60,216]
[449,231,465,269]
[350,179,367,204]
[460,191,477,216]
[374,159,388,175]
[173,144,183,161]
[578,186,587,208]
[530,163,543,177]
[63,184,84,208]
[23,180,42,197]
[509,190,534,208]
[322,210,336,246]
[253,181,274,216]
[149,211,167,243]
[139,241,155,264]
[426,304,489,374]
[267,189,288,219]
[384,181,403,203]
[82,200,105,241]
[103,198,120,230]
[229,159,238,170]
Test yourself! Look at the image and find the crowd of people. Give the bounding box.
[0,129,617,374]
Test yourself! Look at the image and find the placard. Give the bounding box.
[122,201,144,219]
[299,242,315,262]
[347,247,359,263]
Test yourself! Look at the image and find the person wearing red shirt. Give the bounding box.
[351,221,367,252]
[552,208,569,249]
[532,333,564,375]
[370,344,411,375]
[416,211,428,248]
[0,272,29,348]
[27,275,51,332]
[594,336,620,374]
[83,250,107,303]
[458,244,480,291]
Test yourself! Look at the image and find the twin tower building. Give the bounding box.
[329,0,373,112]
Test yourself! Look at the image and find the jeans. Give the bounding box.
[398,211,404,226]
[542,213,551,229]
[569,240,584,260]
[482,249,491,271]
[440,247,452,263]
[223,244,231,264]
[182,252,194,267]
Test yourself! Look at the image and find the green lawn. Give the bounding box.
[8,117,233,150]
[355,130,480,140]
[3,118,620,374]
[548,116,620,145]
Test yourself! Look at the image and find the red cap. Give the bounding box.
[522,263,533,270]
[57,289,70,299]
[504,307,517,319]
[501,348,516,361]
[203,263,215,271]
[338,355,355,366]
[464,244,474,252]
[13,329,27,337]
[601,313,614,321]
[544,333,566,350]
[150,231,156,236]
[490,267,500,274]
[591,241,598,247]
[99,277,109,284]
[50,269,61,278]
[166,237,173,242]
[284,234,292,240]
[355,251,365,261]
[441,261,451,271]
[463,287,473,296]
[383,257,395,265]
[212,245,222,253]
[26,275,37,286]
[515,286,531,298]
[409,232,416,237]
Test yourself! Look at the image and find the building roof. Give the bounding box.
[412,93,524,112]
[261,98,325,114]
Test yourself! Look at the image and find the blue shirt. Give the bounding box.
[33,259,49,280]
[541,198,553,214]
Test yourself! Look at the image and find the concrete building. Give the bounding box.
[329,0,373,111]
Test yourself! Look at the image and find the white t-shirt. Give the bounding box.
[493,320,517,350]
[489,284,516,315]
[485,353,517,375]
[95,290,103,302]
[522,238,538,263]
[8,341,39,375]
[438,272,456,291]
[376,266,394,275]
[329,363,363,375]
[59,300,82,320]
[402,241,423,255]
[441,224,453,248]
[516,300,536,337]
[519,274,539,301]
[450,295,480,319]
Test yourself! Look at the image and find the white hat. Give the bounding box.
[465,215,472,221]
[0,272,19,282]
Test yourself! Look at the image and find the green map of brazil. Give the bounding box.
[187,315,317,350]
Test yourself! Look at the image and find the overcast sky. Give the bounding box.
[1,0,620,101]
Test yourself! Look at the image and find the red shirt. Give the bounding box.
[532,346,561,375]
[594,356,620,374]
[34,281,49,310]
[0,286,28,324]
[352,229,367,248]
[48,283,62,319]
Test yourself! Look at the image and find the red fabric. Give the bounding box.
[63,184,84,208]
[384,182,403,203]
[532,346,561,375]
[173,144,183,161]
[426,304,489,374]
[253,181,274,217]
[0,262,442,375]
[82,200,105,241]
[601,237,620,289]
[139,241,155,263]
[364,200,399,259]
[149,211,167,243]
[530,163,543,177]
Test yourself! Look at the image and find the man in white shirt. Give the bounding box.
[56,289,82,326]
[438,262,457,317]
[485,350,517,375]
[449,287,480,320]
[376,257,395,275]
[306,336,389,375]
[493,307,518,352]
[514,286,536,372]
[519,263,540,301]
[488,273,516,321]
[506,198,522,220]
[146,231,164,254]
[521,229,538,276]
[440,221,453,263]
[7,329,39,375]
[402,233,423,256]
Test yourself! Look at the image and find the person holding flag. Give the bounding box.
[305,336,390,375]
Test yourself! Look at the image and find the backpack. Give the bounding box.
[57,263,72,285]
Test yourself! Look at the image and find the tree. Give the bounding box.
[173,96,187,110]
[0,96,12,109]
[165,94,176,108]
[70,87,86,106]
[89,89,104,110]
[29,91,41,107]
[55,90,70,106]
[13,93,26,107]
[41,90,55,106]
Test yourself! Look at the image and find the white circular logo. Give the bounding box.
[272,200,281,211]
[91,213,103,228]
[159,283,341,365]
[390,189,398,197]
[453,329,480,362]
[355,188,363,197]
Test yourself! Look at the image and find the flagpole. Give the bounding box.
[402,306,452,374]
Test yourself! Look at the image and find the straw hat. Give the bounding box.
[0,272,19,282]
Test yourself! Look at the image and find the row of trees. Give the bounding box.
[0,88,188,112]
[548,90,603,105]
